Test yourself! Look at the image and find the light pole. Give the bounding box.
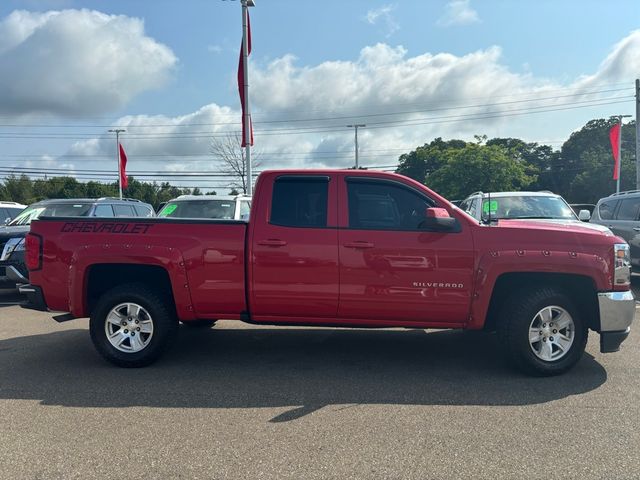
[347,124,366,169]
[108,128,125,199]
[615,115,632,193]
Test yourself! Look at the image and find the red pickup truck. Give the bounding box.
[21,170,635,375]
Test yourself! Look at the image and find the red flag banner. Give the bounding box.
[237,11,253,147]
[119,143,128,189]
[609,123,621,181]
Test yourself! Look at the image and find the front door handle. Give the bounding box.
[343,241,375,249]
[257,239,287,247]
[633,227,640,232]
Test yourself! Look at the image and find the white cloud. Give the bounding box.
[437,0,480,27]
[365,4,399,37]
[59,30,640,188]
[0,9,177,117]
[207,44,223,54]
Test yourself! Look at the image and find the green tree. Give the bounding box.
[554,118,636,201]
[426,144,534,200]
[396,137,466,183]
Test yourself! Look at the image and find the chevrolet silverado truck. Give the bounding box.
[21,170,635,375]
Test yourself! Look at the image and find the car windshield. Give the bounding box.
[158,200,236,219]
[481,195,577,221]
[7,206,46,226]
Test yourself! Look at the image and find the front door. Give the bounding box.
[338,177,474,324]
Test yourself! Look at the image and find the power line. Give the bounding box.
[0,96,632,141]
[0,86,632,129]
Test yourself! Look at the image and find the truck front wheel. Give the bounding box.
[498,287,588,376]
[90,283,177,367]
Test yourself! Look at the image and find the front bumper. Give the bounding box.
[598,290,635,353]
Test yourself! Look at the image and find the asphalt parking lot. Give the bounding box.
[1,286,639,480]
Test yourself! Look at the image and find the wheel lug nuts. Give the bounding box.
[135,320,139,324]
[550,336,554,341]
[542,323,546,328]
[121,321,126,326]
[553,329,557,334]
[539,331,543,335]
[131,332,135,336]
[543,338,547,342]
[136,327,140,331]
[124,329,128,333]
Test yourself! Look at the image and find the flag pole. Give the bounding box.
[241,0,253,196]
[109,128,125,199]
[617,117,622,194]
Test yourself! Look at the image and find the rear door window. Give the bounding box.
[270,177,328,228]
[93,205,115,217]
[113,205,136,217]
[615,198,640,221]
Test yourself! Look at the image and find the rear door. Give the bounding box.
[337,176,474,324]
[250,174,339,318]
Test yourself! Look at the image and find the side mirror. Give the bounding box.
[3,217,10,225]
[421,207,457,231]
[578,209,591,222]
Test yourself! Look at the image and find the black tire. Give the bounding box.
[498,286,588,376]
[181,319,216,328]
[90,283,177,368]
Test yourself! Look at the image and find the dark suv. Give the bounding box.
[591,190,640,271]
[0,198,154,288]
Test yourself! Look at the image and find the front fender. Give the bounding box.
[468,249,611,329]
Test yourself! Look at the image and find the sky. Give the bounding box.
[0,0,639,192]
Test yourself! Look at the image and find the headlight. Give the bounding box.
[0,237,24,261]
[614,243,631,287]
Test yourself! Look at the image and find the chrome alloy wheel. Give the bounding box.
[105,302,154,353]
[528,305,575,362]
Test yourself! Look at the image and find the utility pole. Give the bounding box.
[108,128,125,199]
[615,115,632,193]
[632,78,640,190]
[241,0,255,195]
[347,124,366,168]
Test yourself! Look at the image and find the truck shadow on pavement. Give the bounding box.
[0,326,607,422]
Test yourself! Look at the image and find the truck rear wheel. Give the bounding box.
[498,286,588,376]
[90,283,177,367]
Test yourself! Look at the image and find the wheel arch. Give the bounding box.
[483,272,599,332]
[85,264,177,318]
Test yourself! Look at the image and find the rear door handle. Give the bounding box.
[633,227,640,232]
[257,239,287,247]
[343,241,375,249]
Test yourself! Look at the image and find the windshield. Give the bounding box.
[158,200,236,219]
[482,195,577,221]
[7,203,93,226]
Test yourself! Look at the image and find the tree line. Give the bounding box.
[0,176,238,210]
[397,117,637,202]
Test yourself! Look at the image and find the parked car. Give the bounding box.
[458,191,611,233]
[591,190,640,271]
[157,194,252,220]
[0,201,27,224]
[0,197,154,288]
[21,170,634,376]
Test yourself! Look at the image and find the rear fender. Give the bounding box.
[69,244,195,320]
